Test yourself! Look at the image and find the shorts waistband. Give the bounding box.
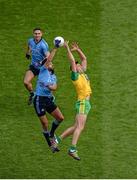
[85,96,90,100]
[77,96,90,101]
[35,95,53,99]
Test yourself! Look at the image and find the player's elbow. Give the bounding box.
[52,87,57,91]
[58,115,64,122]
[83,57,87,62]
[48,84,57,91]
[83,66,87,72]
[53,84,57,90]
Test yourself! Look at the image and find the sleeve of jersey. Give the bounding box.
[43,42,49,54]
[71,71,79,81]
[51,75,57,84]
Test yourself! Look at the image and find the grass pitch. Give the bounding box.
[0,0,137,178]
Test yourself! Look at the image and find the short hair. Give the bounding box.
[33,27,42,32]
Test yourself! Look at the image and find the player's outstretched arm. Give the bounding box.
[47,48,57,62]
[71,42,87,71]
[45,51,50,59]
[64,41,77,72]
[44,47,57,67]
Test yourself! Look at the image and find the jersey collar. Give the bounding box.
[33,38,42,44]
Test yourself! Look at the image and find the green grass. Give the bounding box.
[0,0,137,178]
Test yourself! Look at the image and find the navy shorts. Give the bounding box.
[33,95,57,117]
[29,65,40,76]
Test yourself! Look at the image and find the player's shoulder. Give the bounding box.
[28,37,34,42]
[41,38,49,46]
[28,38,34,45]
[71,71,79,81]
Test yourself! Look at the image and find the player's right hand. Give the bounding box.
[26,53,31,60]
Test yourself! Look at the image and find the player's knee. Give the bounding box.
[58,115,64,122]
[81,126,85,131]
[43,122,48,128]
[41,120,48,128]
[77,124,85,132]
[23,79,29,86]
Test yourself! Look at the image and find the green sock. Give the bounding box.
[69,144,77,151]
[57,136,62,143]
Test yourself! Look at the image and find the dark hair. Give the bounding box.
[33,27,42,32]
[70,61,79,70]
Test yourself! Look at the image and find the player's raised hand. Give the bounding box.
[64,40,69,48]
[71,42,79,51]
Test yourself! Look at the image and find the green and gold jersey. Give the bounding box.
[71,71,92,100]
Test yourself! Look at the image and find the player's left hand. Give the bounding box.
[26,53,31,60]
[71,42,79,51]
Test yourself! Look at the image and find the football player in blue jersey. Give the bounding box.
[33,45,64,153]
[24,28,50,105]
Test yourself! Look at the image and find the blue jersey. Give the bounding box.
[28,38,49,69]
[35,66,57,97]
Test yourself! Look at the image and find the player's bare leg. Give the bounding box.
[68,114,87,160]
[39,115,49,131]
[72,114,87,145]
[56,121,77,143]
[23,70,35,105]
[39,115,50,146]
[23,70,34,91]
